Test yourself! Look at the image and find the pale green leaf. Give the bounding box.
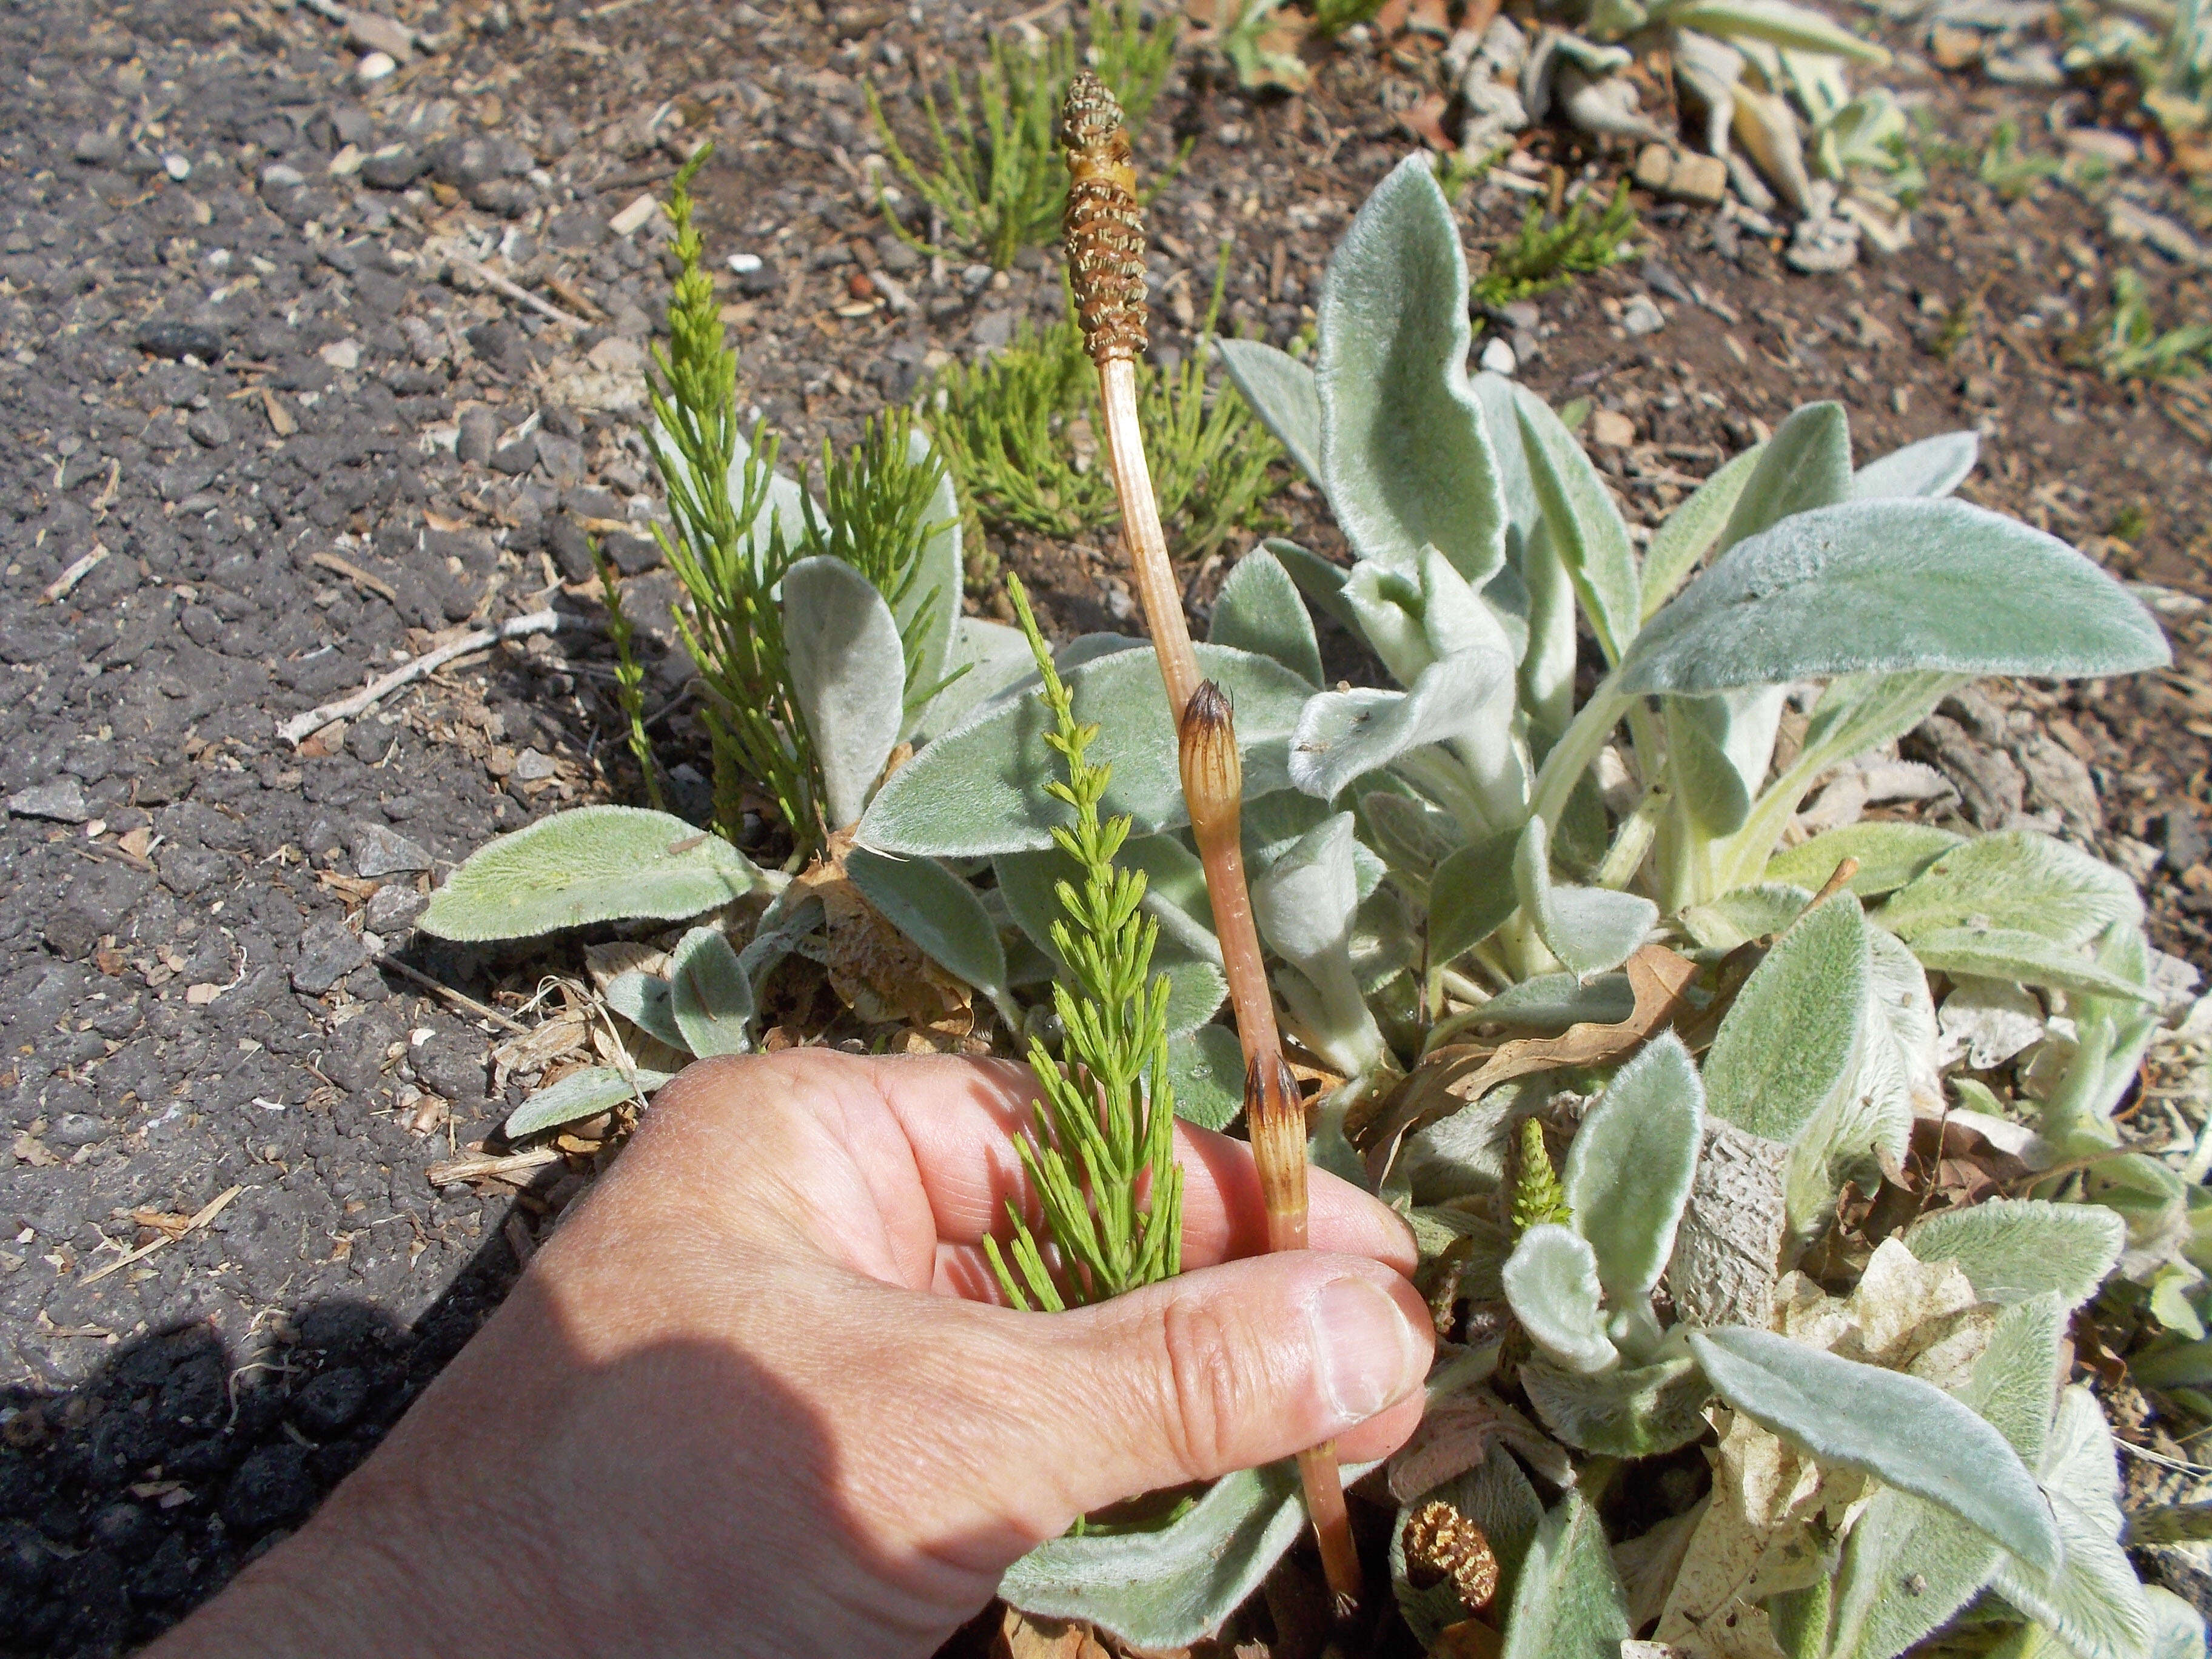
[1677,883,1815,951]
[1853,429,1979,500]
[1907,926,2159,1002]
[911,617,1040,745]
[1361,788,1464,882]
[1641,442,1766,621]
[1666,685,1788,837]
[1660,0,1892,61]
[1473,370,1543,564]
[1208,547,1322,688]
[1823,1295,2064,1659]
[1780,920,1926,1239]
[1288,649,1516,802]
[1519,1353,1711,1456]
[783,555,906,828]
[845,846,1008,999]
[605,969,687,1052]
[419,806,765,942]
[1318,155,1506,585]
[1905,1199,2125,1309]
[1500,1492,1634,1659]
[1764,822,1963,899]
[1565,1034,1704,1306]
[1701,894,1869,1142]
[503,1065,675,1140]
[1620,500,2173,694]
[860,643,1313,857]
[1515,815,1658,980]
[1874,830,2144,949]
[2043,923,2163,1151]
[1251,813,1360,967]
[1513,385,1641,664]
[1215,338,1321,484]
[2148,1589,2210,1659]
[667,925,752,1057]
[1991,1489,2153,1659]
[900,425,962,734]
[1264,538,1362,635]
[1429,831,1521,965]
[1165,1025,1245,1131]
[1503,1224,1619,1375]
[1687,1326,2064,1575]
[1476,973,1636,1029]
[1714,401,1854,556]
[1001,1459,1375,1649]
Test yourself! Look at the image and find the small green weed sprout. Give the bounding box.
[1312,0,1388,36]
[986,575,1184,1312]
[866,0,1179,269]
[2099,267,2212,380]
[923,264,1285,561]
[1473,179,1638,307]
[1976,119,2061,201]
[593,540,662,813]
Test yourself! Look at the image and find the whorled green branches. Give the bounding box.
[642,150,979,853]
[865,0,1180,269]
[986,575,1184,1312]
[800,407,965,726]
[644,147,818,847]
[592,538,662,813]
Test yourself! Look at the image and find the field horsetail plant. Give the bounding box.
[415,114,2212,1656]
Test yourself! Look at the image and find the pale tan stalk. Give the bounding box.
[1099,360,1199,714]
[1063,72,1361,1614]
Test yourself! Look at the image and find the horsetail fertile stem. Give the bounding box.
[1064,72,1362,1615]
[1179,687,1364,1612]
[1061,72,1200,717]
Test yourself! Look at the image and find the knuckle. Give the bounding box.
[1151,1292,1251,1482]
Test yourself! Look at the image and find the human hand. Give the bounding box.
[146,1051,1433,1658]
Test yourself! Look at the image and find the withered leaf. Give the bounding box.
[1361,945,1700,1185]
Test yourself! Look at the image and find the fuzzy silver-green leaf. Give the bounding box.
[1317,155,1506,585]
[420,806,765,942]
[1687,1326,2064,1575]
[1620,498,2171,694]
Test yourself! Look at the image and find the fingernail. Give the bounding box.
[1310,1275,1424,1426]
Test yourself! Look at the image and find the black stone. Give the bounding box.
[133,321,226,363]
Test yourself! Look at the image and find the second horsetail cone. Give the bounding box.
[1061,73,1148,364]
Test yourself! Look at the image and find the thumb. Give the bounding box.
[1004,1253,1433,1526]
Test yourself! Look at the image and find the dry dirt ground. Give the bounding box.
[0,0,2208,1652]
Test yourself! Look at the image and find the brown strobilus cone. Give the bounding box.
[1060,71,1365,1617]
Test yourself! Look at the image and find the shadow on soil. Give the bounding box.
[1,1221,523,1657]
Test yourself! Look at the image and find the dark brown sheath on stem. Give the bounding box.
[1061,72,1364,1615]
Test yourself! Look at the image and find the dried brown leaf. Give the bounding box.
[1360,945,1700,1184]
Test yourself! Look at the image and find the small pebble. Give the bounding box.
[163,153,190,181]
[357,50,398,83]
[728,252,763,274]
[1478,337,1518,376]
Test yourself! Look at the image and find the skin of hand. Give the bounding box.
[145,1051,1433,1659]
